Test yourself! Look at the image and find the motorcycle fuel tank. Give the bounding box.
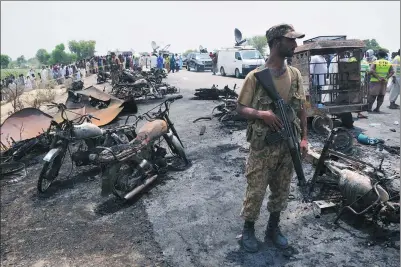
[73,122,103,139]
[133,78,148,86]
[136,119,168,144]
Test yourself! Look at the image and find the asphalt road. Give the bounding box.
[1,69,399,267]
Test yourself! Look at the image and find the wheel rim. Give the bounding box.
[312,115,333,135]
[111,161,149,199]
[332,129,354,152]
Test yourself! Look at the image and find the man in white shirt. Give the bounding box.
[310,55,327,102]
[41,66,48,87]
[389,49,400,109]
[310,55,327,87]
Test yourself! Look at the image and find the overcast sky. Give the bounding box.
[1,1,400,60]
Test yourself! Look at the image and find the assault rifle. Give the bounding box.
[254,68,307,187]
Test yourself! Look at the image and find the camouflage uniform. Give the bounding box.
[239,65,305,221]
[238,24,306,222]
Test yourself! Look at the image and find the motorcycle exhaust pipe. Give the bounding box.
[124,174,158,200]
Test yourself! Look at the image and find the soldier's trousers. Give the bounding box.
[240,142,294,222]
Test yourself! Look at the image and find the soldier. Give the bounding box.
[236,24,308,253]
[110,52,121,86]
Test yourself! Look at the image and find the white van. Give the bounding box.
[217,46,265,78]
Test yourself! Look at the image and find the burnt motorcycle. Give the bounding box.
[194,84,239,100]
[112,78,164,100]
[97,70,111,84]
[91,95,189,200]
[37,102,137,193]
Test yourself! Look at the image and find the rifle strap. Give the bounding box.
[255,65,299,102]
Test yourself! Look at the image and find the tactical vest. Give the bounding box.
[246,66,303,149]
[370,59,391,82]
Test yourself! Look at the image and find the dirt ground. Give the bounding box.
[1,70,400,267]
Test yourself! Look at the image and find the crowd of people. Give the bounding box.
[1,63,85,94]
[156,53,183,73]
[308,48,400,111]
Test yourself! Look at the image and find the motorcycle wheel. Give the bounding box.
[164,135,189,168]
[109,162,146,199]
[37,148,66,193]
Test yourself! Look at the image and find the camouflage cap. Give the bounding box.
[266,23,305,42]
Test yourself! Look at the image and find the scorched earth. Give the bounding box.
[1,70,400,267]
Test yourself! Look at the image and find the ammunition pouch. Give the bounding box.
[246,103,301,148]
[249,123,268,150]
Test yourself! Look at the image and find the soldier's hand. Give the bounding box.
[258,110,283,132]
[300,139,308,157]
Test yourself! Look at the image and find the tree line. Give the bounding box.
[1,40,96,69]
[0,37,389,69]
[182,37,389,58]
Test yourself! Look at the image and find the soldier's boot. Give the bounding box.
[389,102,400,109]
[240,221,259,253]
[265,212,289,249]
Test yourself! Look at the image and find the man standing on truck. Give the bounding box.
[236,23,308,253]
[368,49,394,112]
[388,49,400,109]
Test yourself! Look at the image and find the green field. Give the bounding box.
[1,68,33,79]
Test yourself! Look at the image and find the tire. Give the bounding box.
[235,68,241,79]
[220,67,226,76]
[312,115,333,135]
[195,65,199,72]
[331,128,354,153]
[37,149,65,193]
[109,162,145,199]
[339,112,354,129]
[187,65,190,71]
[165,135,189,166]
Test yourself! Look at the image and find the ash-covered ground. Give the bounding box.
[1,71,399,267]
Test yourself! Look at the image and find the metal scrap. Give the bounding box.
[70,80,84,91]
[193,84,238,100]
[0,108,53,149]
[57,86,137,127]
[307,127,400,225]
[111,68,174,100]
